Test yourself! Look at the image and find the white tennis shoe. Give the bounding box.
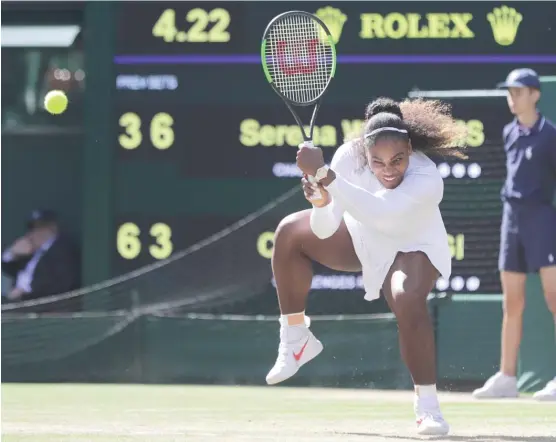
[472,372,519,398]
[266,317,323,385]
[415,396,450,436]
[533,378,556,401]
[416,413,450,436]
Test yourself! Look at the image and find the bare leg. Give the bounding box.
[540,265,556,325]
[382,252,438,385]
[471,269,525,398]
[271,210,361,315]
[381,252,449,435]
[500,271,527,376]
[540,265,556,390]
[266,210,361,385]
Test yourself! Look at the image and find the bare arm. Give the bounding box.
[309,144,355,239]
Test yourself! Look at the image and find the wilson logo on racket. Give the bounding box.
[261,11,337,196]
[277,40,319,75]
[261,10,336,105]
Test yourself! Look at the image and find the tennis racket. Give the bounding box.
[261,10,337,198]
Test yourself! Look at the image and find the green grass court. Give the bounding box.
[2,384,555,441]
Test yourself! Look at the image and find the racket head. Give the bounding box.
[261,10,337,107]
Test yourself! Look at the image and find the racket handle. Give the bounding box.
[307,176,323,201]
[299,141,322,201]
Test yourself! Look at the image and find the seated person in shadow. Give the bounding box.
[2,209,81,310]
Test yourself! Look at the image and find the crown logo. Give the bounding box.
[487,5,522,46]
[315,6,347,44]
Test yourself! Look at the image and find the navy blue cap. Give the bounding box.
[497,68,541,90]
[27,209,57,229]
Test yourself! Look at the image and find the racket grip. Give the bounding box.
[299,141,323,201]
[307,177,322,200]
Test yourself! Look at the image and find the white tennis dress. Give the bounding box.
[311,142,452,301]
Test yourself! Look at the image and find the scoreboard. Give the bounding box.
[101,2,556,299]
[114,2,556,55]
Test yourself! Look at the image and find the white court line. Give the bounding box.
[408,89,507,98]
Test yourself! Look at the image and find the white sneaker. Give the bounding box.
[533,378,556,401]
[416,413,450,436]
[472,372,519,399]
[414,396,449,436]
[265,317,323,385]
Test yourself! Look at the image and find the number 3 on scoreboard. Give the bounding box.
[152,8,231,43]
[119,112,175,150]
[117,222,173,260]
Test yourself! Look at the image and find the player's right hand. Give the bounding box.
[302,176,330,208]
[10,236,34,257]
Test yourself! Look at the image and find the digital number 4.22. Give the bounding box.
[152,8,230,43]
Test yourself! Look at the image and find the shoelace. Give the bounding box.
[275,327,293,364]
[415,400,442,421]
[485,373,504,387]
[276,326,308,364]
[416,412,444,426]
[276,342,289,363]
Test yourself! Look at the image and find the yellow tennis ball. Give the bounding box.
[44,90,68,115]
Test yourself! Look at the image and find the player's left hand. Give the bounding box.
[296,143,325,177]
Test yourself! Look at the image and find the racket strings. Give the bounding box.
[265,14,334,104]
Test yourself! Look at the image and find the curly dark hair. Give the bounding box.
[349,97,468,170]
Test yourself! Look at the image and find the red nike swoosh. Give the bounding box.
[293,339,310,361]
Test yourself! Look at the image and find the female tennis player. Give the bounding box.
[266,97,466,436]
